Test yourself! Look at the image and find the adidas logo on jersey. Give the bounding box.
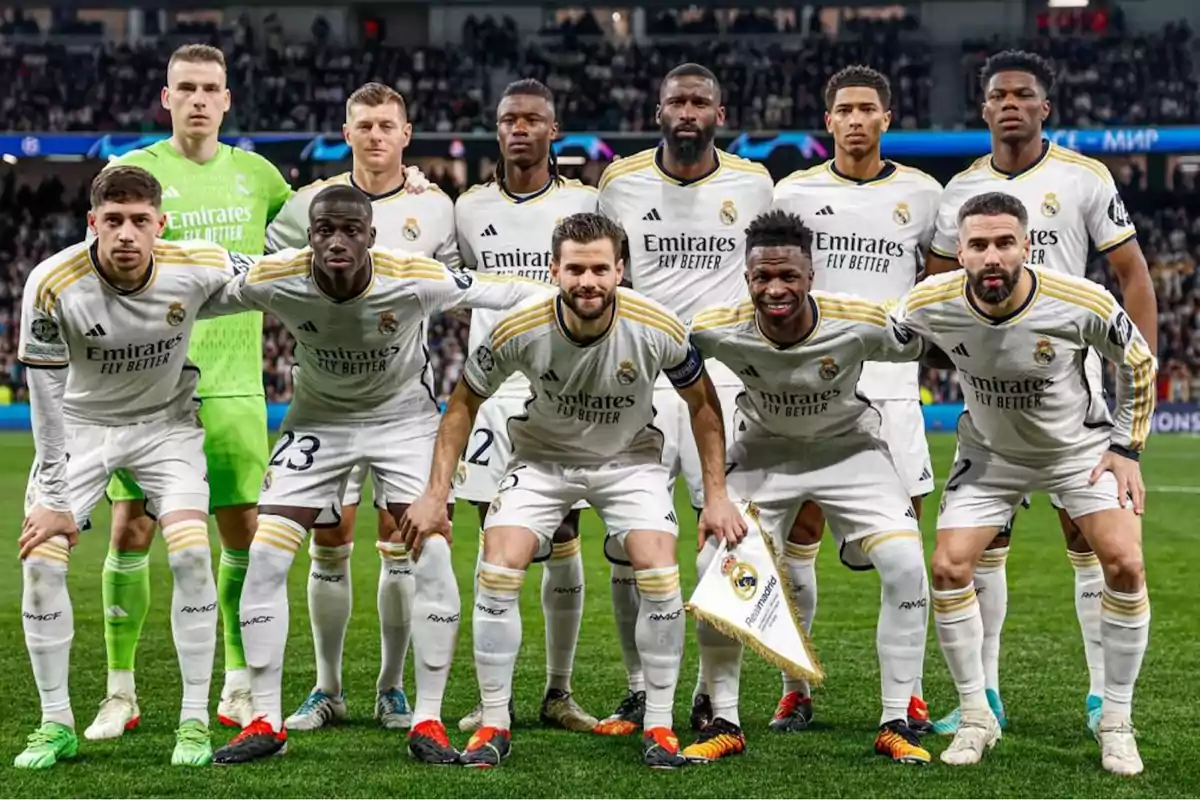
[738,364,760,378]
[642,208,662,221]
[815,205,835,216]
[163,186,182,200]
[481,224,498,237]
[540,369,560,382]
[299,321,319,333]
[951,343,970,357]
[919,465,933,482]
[85,323,107,337]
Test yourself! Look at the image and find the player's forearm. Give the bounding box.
[461,276,546,312]
[28,367,70,511]
[425,382,482,500]
[1115,267,1158,355]
[683,375,730,504]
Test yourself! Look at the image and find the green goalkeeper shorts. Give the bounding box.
[106,396,269,510]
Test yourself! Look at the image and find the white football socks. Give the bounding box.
[1069,549,1106,699]
[974,546,1009,694]
[162,520,217,726]
[410,536,460,725]
[475,561,525,730]
[307,542,353,695]
[376,540,414,694]
[634,565,684,731]
[542,537,584,695]
[864,533,928,725]
[782,540,820,698]
[22,535,75,728]
[1100,585,1150,719]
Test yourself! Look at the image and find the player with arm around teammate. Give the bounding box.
[201,185,548,765]
[770,64,940,735]
[681,210,932,765]
[15,167,253,769]
[454,79,601,734]
[894,191,1155,775]
[266,82,458,734]
[402,212,747,769]
[923,51,1158,736]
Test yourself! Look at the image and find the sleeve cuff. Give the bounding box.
[1108,442,1140,461]
[1096,230,1138,255]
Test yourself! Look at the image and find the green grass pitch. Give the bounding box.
[2,431,1198,797]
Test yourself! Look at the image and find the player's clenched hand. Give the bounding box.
[697,497,748,548]
[1090,450,1146,515]
[19,506,78,560]
[404,164,432,194]
[400,493,452,561]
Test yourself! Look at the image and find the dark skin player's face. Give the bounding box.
[308,199,376,295]
[982,71,1049,145]
[497,94,557,169]
[746,245,813,338]
[657,76,725,163]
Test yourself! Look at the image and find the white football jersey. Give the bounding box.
[691,293,921,441]
[462,287,702,464]
[205,246,550,423]
[892,267,1156,464]
[930,142,1137,276]
[772,161,940,400]
[19,239,244,425]
[598,147,775,324]
[266,172,459,268]
[456,178,598,398]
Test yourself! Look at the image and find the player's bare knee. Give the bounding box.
[930,549,973,590]
[376,507,400,542]
[1059,515,1092,553]
[787,502,824,545]
[313,518,354,548]
[624,530,676,572]
[1101,547,1145,593]
[986,533,1011,550]
[110,502,156,552]
[214,503,256,550]
[480,526,540,570]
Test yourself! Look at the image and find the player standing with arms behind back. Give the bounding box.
[771,65,938,734]
[266,82,457,734]
[894,192,1155,775]
[86,43,294,740]
[454,79,601,734]
[597,63,774,735]
[924,51,1157,737]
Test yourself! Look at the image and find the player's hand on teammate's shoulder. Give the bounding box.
[399,492,453,560]
[19,506,79,559]
[697,496,748,549]
[1090,448,1146,516]
[404,164,432,194]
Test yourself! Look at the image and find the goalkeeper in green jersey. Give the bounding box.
[84,44,293,743]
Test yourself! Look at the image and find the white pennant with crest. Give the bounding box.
[685,501,824,684]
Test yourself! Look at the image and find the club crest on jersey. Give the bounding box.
[1034,338,1056,365]
[1041,193,1061,217]
[402,217,421,241]
[729,560,759,601]
[378,311,399,335]
[261,469,273,492]
[166,302,186,327]
[719,200,737,226]
[893,202,911,226]
[818,356,839,381]
[30,318,60,343]
[616,359,638,385]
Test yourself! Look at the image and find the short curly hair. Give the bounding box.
[745,210,813,257]
[824,65,892,110]
[980,50,1056,95]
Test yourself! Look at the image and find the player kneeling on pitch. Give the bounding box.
[15,166,253,769]
[891,191,1155,775]
[684,209,932,765]
[198,185,547,765]
[402,212,746,769]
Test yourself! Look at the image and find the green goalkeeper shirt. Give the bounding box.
[111,140,293,397]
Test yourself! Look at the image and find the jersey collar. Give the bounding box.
[755,295,820,349]
[554,293,618,347]
[827,159,897,186]
[653,145,722,186]
[988,139,1051,180]
[498,176,556,205]
[963,267,1040,325]
[349,171,407,202]
[88,240,156,296]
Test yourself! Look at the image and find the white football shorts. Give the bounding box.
[876,398,934,498]
[27,411,209,528]
[936,441,1126,530]
[484,457,677,559]
[263,410,439,520]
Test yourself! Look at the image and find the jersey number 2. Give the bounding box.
[269,431,321,472]
[467,428,494,466]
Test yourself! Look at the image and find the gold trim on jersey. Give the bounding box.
[1046,145,1113,185]
[555,295,619,347]
[1036,270,1115,319]
[153,241,226,263]
[1127,339,1155,450]
[755,295,821,350]
[248,254,311,285]
[904,274,966,313]
[825,160,900,187]
[1095,229,1137,255]
[598,150,656,191]
[34,252,91,313]
[814,295,888,327]
[491,298,556,351]
[985,140,1052,181]
[778,164,826,185]
[894,163,941,187]
[89,244,157,298]
[617,294,687,344]
[691,301,756,333]
[373,251,447,282]
[652,147,724,188]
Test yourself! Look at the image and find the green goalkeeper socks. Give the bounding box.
[218,548,250,670]
[103,549,151,671]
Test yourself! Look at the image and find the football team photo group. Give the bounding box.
[13,38,1164,789]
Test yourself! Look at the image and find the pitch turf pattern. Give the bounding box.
[3,432,1199,797]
